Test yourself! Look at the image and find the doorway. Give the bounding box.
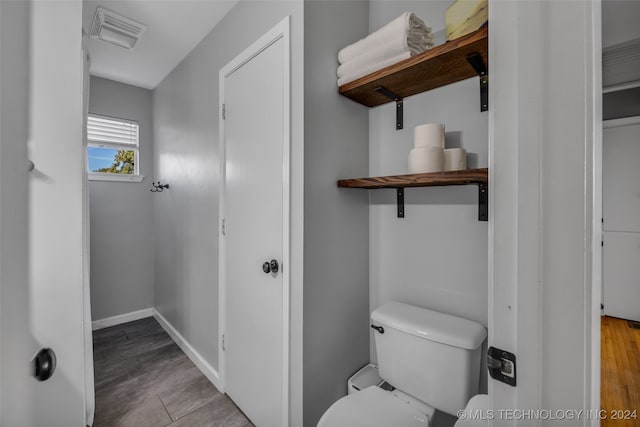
[602,118,640,322]
[600,116,640,419]
[219,17,291,427]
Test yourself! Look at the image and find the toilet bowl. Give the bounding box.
[317,302,486,427]
[453,394,489,427]
[317,386,433,427]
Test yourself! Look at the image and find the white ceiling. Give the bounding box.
[83,0,238,89]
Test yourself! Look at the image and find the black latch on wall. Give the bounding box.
[487,346,516,387]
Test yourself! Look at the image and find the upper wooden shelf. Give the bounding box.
[337,168,488,189]
[338,26,488,108]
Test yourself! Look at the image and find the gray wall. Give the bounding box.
[152,6,304,425]
[369,0,488,356]
[89,76,155,320]
[152,2,371,425]
[303,1,370,425]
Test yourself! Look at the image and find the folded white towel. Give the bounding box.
[337,52,412,87]
[337,32,434,79]
[338,12,431,64]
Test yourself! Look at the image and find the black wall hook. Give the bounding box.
[151,182,170,192]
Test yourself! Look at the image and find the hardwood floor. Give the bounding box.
[601,316,640,427]
[93,317,252,427]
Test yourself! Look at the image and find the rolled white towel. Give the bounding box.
[336,32,434,79]
[338,12,432,64]
[337,52,412,87]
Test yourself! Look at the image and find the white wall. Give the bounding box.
[152,4,304,423]
[602,0,640,48]
[368,1,489,360]
[88,76,155,321]
[303,1,370,425]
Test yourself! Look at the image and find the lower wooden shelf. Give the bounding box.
[337,168,488,220]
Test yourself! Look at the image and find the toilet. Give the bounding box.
[453,394,489,427]
[318,302,487,427]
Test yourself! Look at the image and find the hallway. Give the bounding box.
[93,317,252,427]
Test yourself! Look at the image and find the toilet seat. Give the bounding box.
[317,386,430,427]
[453,394,489,427]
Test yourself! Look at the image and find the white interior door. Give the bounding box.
[1,1,90,426]
[0,1,37,425]
[603,119,640,322]
[220,18,290,427]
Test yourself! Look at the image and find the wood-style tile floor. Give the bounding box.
[601,316,640,427]
[93,317,252,427]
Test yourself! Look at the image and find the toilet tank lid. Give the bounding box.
[371,302,487,350]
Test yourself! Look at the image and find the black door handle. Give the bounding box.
[262,259,279,274]
[33,348,56,382]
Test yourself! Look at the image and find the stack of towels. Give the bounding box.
[409,124,467,173]
[337,12,434,86]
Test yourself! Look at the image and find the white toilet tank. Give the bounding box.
[371,302,486,416]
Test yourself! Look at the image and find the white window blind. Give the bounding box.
[87,115,138,146]
[87,114,142,181]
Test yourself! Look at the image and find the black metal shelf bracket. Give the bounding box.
[375,86,403,130]
[394,185,487,221]
[397,188,405,218]
[466,53,488,112]
[478,183,488,221]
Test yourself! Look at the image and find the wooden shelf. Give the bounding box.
[338,26,488,108]
[337,168,487,189]
[337,168,488,220]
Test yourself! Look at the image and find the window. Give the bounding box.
[87,114,143,182]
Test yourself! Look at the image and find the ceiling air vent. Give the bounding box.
[90,7,148,50]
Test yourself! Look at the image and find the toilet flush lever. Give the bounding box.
[370,325,384,334]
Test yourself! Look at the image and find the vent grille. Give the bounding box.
[90,7,148,50]
[628,320,640,330]
[603,37,640,89]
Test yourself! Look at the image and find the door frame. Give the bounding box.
[218,15,291,426]
[489,0,602,422]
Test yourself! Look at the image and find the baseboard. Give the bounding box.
[92,308,153,330]
[152,308,222,392]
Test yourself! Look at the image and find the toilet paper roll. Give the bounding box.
[408,147,444,174]
[414,123,445,149]
[443,148,467,171]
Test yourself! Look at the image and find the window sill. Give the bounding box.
[88,173,145,183]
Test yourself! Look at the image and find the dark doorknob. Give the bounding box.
[262,259,279,274]
[33,348,56,382]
